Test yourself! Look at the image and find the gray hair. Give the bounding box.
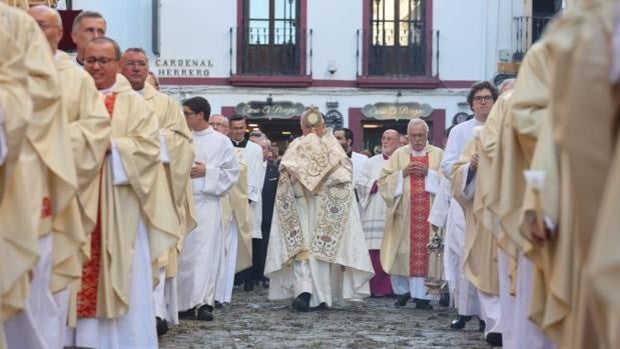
[72,10,106,33]
[123,47,149,63]
[29,5,62,27]
[407,118,429,133]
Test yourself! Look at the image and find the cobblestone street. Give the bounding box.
[159,287,489,348]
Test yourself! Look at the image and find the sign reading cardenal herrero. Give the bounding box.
[154,58,214,77]
[235,101,306,119]
[362,102,433,120]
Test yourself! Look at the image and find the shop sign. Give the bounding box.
[235,101,305,119]
[361,102,433,120]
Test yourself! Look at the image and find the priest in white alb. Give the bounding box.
[355,129,400,297]
[377,119,443,310]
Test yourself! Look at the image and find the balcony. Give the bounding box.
[356,26,440,89]
[512,15,553,61]
[228,26,313,87]
[496,15,553,82]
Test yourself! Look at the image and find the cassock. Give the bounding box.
[1,5,79,349]
[52,50,110,343]
[257,160,279,282]
[140,82,195,326]
[66,75,177,349]
[265,130,373,307]
[233,137,264,285]
[215,148,251,304]
[451,132,501,337]
[521,2,619,348]
[378,143,443,302]
[356,153,393,296]
[177,127,239,311]
[439,117,483,317]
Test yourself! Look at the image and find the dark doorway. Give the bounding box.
[247,117,301,157]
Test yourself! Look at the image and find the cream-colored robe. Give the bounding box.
[0,3,77,321]
[377,144,443,278]
[220,148,252,273]
[451,136,499,296]
[93,75,177,318]
[0,17,31,347]
[53,50,111,296]
[265,130,373,303]
[521,2,619,347]
[142,83,195,278]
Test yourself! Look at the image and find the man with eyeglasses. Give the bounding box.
[355,129,401,298]
[25,6,112,348]
[377,119,444,311]
[119,47,195,336]
[0,3,80,349]
[65,36,178,349]
[440,81,499,341]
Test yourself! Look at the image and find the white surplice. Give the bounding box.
[237,140,264,239]
[177,127,239,310]
[355,154,388,250]
[439,118,483,317]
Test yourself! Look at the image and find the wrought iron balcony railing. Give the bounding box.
[513,15,553,61]
[229,26,312,76]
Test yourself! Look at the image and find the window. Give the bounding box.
[241,0,301,75]
[368,0,427,76]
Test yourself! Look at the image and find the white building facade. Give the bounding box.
[57,0,561,150]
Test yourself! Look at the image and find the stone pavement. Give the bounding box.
[159,287,490,348]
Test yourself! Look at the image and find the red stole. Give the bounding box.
[408,153,430,277]
[77,93,116,317]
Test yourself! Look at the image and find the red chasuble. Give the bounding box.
[408,154,430,277]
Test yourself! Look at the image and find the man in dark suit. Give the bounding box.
[256,138,279,288]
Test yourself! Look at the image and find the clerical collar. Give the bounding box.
[409,144,427,157]
[231,137,249,148]
[137,88,145,96]
[193,126,213,136]
[98,83,117,96]
[346,151,352,158]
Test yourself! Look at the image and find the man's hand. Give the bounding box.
[529,217,552,246]
[190,161,206,178]
[403,162,428,178]
[469,152,479,171]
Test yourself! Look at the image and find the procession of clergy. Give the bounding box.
[1,0,620,348]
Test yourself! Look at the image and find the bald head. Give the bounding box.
[208,114,230,135]
[28,5,63,53]
[499,78,517,94]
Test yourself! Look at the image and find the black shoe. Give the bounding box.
[196,304,214,321]
[214,301,223,309]
[413,299,433,310]
[479,320,486,332]
[439,292,450,307]
[485,332,502,347]
[261,279,270,289]
[394,292,411,307]
[156,316,169,336]
[292,292,311,312]
[178,307,196,320]
[311,302,328,311]
[450,315,471,330]
[243,280,254,292]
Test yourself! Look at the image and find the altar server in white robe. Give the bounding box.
[440,81,498,330]
[178,97,239,321]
